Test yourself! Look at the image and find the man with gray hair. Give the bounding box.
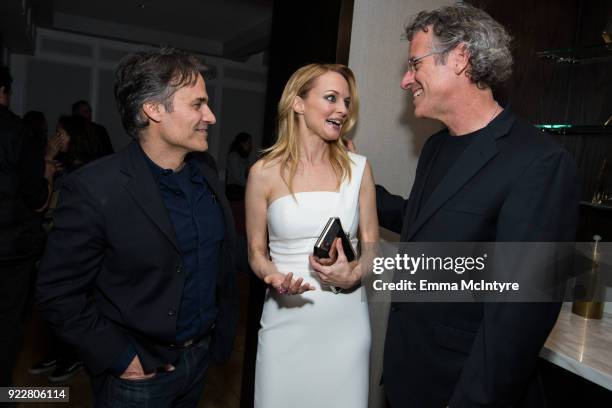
[376,4,578,407]
[37,48,238,406]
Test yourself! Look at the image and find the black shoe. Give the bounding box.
[28,357,59,375]
[47,360,83,383]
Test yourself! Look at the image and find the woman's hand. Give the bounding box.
[264,271,315,295]
[309,238,360,290]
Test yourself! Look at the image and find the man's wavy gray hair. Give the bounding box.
[405,3,512,89]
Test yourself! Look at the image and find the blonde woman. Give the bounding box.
[246,64,379,407]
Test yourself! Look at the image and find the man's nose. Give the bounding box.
[401,69,415,90]
[204,106,216,124]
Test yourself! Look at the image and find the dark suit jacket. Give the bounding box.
[377,109,579,408]
[36,141,239,376]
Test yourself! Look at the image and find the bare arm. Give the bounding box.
[245,160,313,294]
[358,161,380,245]
[354,160,381,281]
[245,160,275,280]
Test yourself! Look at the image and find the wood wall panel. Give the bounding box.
[469,0,611,125]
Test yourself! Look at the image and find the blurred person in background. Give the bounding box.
[72,99,114,158]
[225,131,253,202]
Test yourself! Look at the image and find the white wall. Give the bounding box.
[10,28,267,171]
[348,0,452,199]
[347,2,452,407]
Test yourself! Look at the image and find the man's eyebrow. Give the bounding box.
[192,96,208,103]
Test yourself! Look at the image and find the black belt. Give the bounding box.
[168,323,215,350]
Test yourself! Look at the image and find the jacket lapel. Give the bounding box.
[400,135,445,239]
[405,110,516,241]
[120,142,180,252]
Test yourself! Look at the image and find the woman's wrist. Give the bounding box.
[348,263,362,287]
[253,260,278,282]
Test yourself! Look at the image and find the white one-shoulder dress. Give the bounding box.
[254,152,371,408]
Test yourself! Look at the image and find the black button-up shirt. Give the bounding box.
[146,156,225,343]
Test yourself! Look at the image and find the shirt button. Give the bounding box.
[174,190,182,196]
[176,265,183,274]
[390,305,398,312]
[168,308,176,317]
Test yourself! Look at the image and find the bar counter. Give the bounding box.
[541,303,612,391]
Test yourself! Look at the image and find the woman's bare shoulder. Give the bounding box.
[249,158,284,185]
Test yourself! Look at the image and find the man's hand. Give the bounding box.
[343,138,356,153]
[119,355,156,380]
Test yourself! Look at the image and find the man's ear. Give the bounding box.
[453,43,470,76]
[293,96,305,115]
[142,101,164,123]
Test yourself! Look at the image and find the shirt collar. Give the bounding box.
[138,144,203,184]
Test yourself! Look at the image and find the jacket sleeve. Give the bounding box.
[375,133,438,235]
[449,149,579,407]
[375,185,408,234]
[36,174,131,375]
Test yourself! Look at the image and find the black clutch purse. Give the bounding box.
[313,217,356,262]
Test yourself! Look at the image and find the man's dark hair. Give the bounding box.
[71,100,90,114]
[0,65,13,94]
[114,47,205,139]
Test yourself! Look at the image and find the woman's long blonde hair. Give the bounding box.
[262,63,359,194]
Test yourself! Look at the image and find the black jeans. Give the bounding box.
[0,258,35,386]
[93,336,211,408]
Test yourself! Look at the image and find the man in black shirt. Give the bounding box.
[37,49,238,407]
[376,4,579,407]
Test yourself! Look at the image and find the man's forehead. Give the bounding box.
[409,37,437,61]
[177,75,207,97]
[409,30,431,50]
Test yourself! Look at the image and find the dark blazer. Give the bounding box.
[36,141,238,376]
[377,109,579,408]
